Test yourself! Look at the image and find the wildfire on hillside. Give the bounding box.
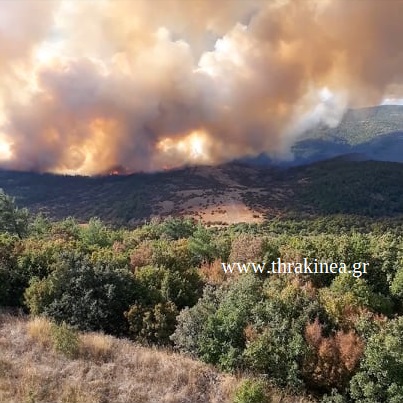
[0,0,403,175]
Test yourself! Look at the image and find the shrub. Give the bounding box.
[50,322,79,359]
[171,286,221,356]
[321,389,348,403]
[390,267,403,298]
[0,234,23,306]
[188,226,218,264]
[243,277,327,389]
[79,218,112,248]
[350,316,403,403]
[197,275,262,371]
[303,319,364,391]
[24,252,137,335]
[233,379,267,403]
[126,301,178,345]
[159,217,196,240]
[130,241,153,269]
[243,320,307,389]
[134,265,203,310]
[229,234,264,263]
[151,238,194,272]
[0,189,29,239]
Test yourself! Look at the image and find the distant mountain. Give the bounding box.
[241,105,403,166]
[292,105,403,164]
[1,158,402,225]
[306,105,403,144]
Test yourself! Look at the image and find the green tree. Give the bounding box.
[0,234,23,306]
[188,226,217,265]
[0,189,29,239]
[198,275,262,371]
[126,301,178,345]
[171,286,221,357]
[159,217,196,240]
[350,317,403,403]
[24,251,137,335]
[80,218,112,248]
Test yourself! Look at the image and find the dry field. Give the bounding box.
[0,313,314,403]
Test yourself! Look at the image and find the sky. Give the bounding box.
[1,0,403,175]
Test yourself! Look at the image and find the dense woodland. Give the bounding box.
[1,189,403,402]
[1,158,403,225]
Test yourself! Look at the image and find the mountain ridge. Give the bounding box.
[1,157,402,225]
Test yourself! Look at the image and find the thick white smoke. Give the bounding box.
[0,0,403,174]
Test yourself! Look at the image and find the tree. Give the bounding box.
[24,251,137,335]
[80,217,112,248]
[0,189,29,239]
[350,317,403,402]
[188,226,217,265]
[0,234,23,306]
[172,275,263,371]
[159,217,196,240]
[126,301,178,345]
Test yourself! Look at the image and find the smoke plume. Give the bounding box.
[1,0,403,174]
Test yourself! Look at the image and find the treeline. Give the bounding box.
[1,190,403,402]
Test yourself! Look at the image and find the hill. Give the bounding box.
[290,105,403,164]
[0,313,312,403]
[0,158,402,225]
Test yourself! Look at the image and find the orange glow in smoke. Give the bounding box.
[156,130,211,163]
[0,136,12,161]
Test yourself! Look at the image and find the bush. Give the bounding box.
[243,277,329,389]
[303,319,364,391]
[350,316,403,403]
[173,275,262,371]
[0,234,23,306]
[321,389,348,403]
[390,267,403,298]
[50,322,79,359]
[171,286,221,356]
[134,265,203,310]
[233,379,267,403]
[24,252,137,335]
[159,217,196,240]
[126,301,178,345]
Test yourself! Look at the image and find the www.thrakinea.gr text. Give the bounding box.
[221,258,368,278]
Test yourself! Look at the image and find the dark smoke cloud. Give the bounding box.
[1,0,403,174]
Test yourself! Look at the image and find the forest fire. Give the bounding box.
[156,130,212,164]
[0,0,403,175]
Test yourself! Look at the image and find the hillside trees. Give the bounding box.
[350,317,403,402]
[1,207,403,401]
[0,189,29,239]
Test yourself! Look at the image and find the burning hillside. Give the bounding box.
[1,0,403,174]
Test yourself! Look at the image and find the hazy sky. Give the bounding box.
[1,0,403,175]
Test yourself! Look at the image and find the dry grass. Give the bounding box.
[0,314,315,403]
[79,333,115,363]
[27,316,53,348]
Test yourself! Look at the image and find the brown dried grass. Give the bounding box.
[1,314,315,403]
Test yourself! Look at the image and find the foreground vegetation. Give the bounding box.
[0,313,240,403]
[1,189,403,402]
